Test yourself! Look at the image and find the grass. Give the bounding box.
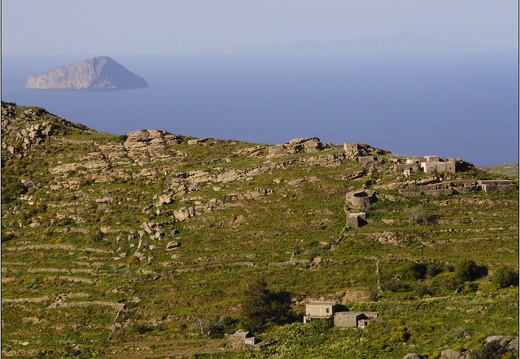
[1,102,518,357]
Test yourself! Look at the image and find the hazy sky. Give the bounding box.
[2,0,518,55]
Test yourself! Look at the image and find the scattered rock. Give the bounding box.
[187,138,209,145]
[137,238,148,250]
[173,207,195,221]
[402,354,425,359]
[133,251,145,260]
[440,349,463,359]
[166,241,181,250]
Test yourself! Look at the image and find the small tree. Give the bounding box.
[240,278,292,332]
[491,266,519,288]
[191,317,224,338]
[454,259,487,283]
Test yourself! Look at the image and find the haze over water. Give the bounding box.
[2,51,518,166]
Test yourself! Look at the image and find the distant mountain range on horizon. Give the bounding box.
[201,32,516,55]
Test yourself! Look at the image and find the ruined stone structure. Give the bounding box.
[478,180,516,193]
[230,330,256,348]
[397,179,516,196]
[346,212,368,228]
[345,190,377,210]
[397,180,479,196]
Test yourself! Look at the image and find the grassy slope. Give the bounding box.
[1,102,518,358]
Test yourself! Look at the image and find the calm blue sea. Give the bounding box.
[2,52,518,165]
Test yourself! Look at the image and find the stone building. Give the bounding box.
[334,311,379,328]
[303,301,336,323]
[303,301,378,328]
[334,312,369,328]
[230,330,256,348]
[420,156,455,174]
[346,212,368,228]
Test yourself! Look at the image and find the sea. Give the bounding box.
[2,52,518,166]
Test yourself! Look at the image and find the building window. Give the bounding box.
[326,308,330,314]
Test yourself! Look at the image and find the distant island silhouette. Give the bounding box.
[26,56,148,90]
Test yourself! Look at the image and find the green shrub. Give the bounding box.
[390,320,411,343]
[1,179,25,203]
[130,323,153,334]
[454,260,487,283]
[471,339,506,359]
[491,266,519,288]
[426,263,445,278]
[400,262,427,281]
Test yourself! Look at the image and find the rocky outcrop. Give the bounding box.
[123,130,184,162]
[343,142,389,159]
[26,56,148,90]
[1,103,93,160]
[268,137,332,157]
[402,336,518,359]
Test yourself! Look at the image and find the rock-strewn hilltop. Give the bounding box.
[26,56,148,90]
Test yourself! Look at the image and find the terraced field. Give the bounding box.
[1,102,518,358]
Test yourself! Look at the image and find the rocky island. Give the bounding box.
[26,56,148,90]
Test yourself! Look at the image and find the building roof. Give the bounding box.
[232,330,251,338]
[334,311,367,317]
[306,301,337,306]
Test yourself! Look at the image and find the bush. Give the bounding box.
[454,260,487,283]
[407,206,437,225]
[400,262,427,281]
[130,323,153,334]
[426,263,445,278]
[491,266,519,288]
[383,278,412,293]
[471,340,506,359]
[2,179,26,203]
[390,320,411,343]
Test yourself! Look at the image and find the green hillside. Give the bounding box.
[1,102,518,358]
